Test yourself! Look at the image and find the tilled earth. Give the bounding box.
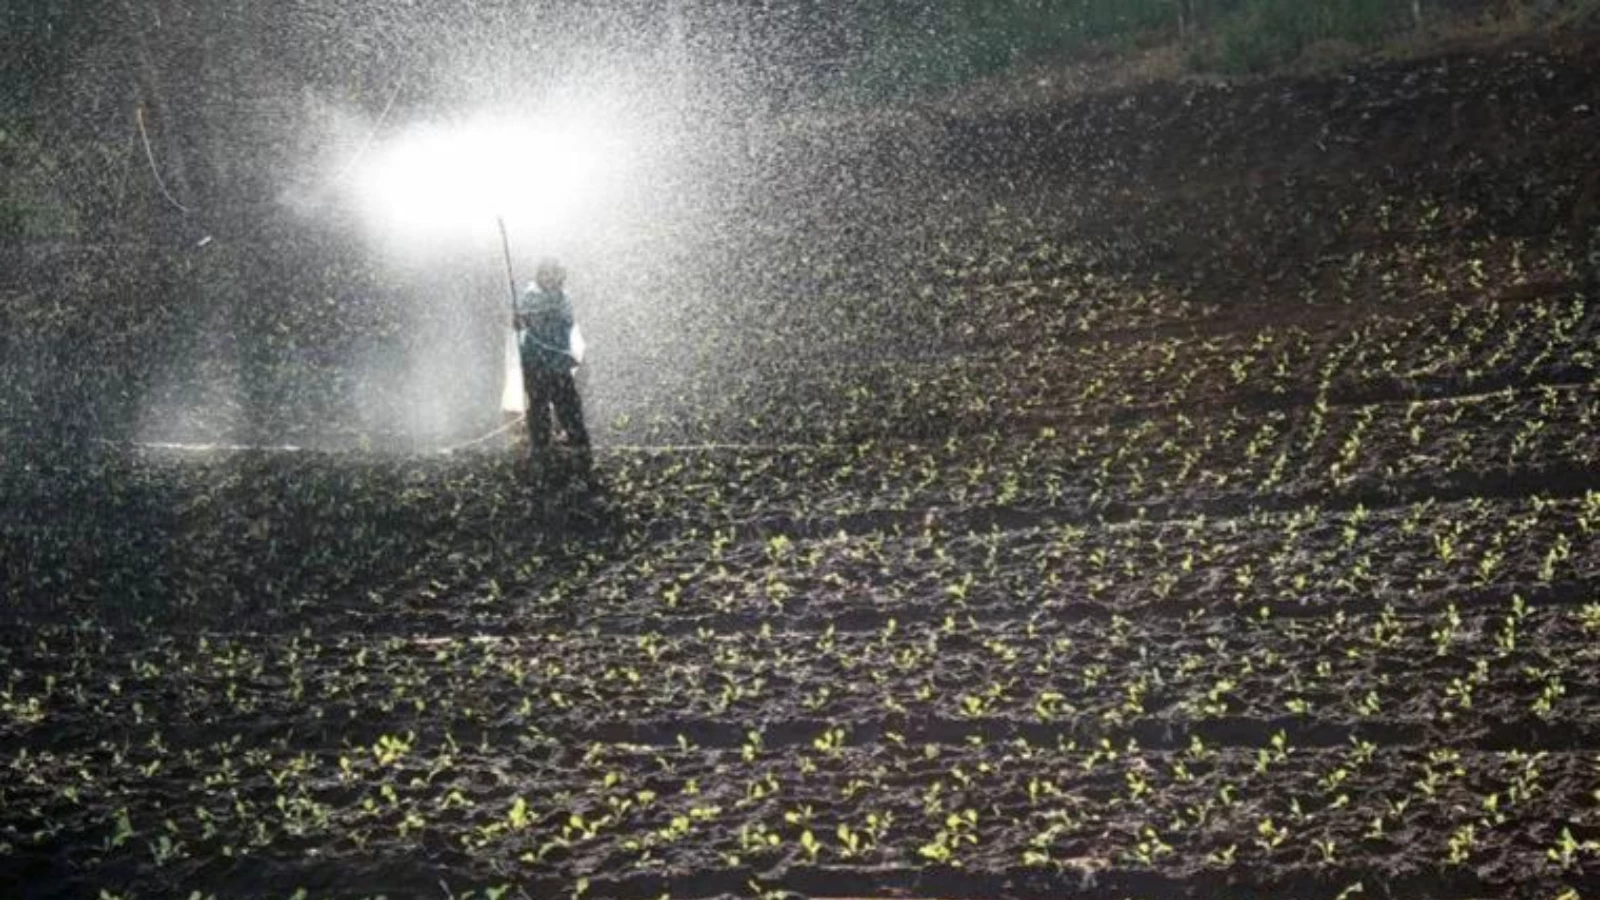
[4,36,1600,900]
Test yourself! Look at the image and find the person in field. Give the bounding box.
[513,257,590,474]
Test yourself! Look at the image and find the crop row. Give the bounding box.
[5,580,1598,757]
[5,440,1596,636]
[651,278,1595,446]
[4,723,1596,897]
[594,494,1600,619]
[604,390,1600,543]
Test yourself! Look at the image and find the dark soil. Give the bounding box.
[4,36,1600,900]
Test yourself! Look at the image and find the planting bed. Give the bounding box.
[5,37,1600,900]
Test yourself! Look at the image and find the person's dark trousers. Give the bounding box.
[522,365,590,458]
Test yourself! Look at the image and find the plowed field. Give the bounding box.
[4,37,1600,900]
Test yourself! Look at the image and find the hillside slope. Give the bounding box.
[4,38,1600,900]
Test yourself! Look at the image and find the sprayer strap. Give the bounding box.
[519,335,577,360]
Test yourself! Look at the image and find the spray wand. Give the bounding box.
[497,215,520,322]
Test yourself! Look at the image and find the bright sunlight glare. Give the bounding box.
[356,117,606,242]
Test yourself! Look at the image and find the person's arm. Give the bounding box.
[512,291,538,330]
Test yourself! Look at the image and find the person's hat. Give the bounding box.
[535,258,566,287]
